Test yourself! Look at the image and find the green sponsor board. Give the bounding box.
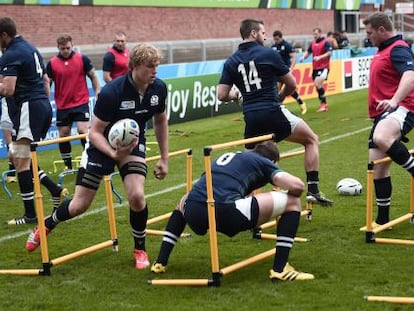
[313,0,331,9]
[164,74,240,125]
[335,0,360,10]
[294,0,313,9]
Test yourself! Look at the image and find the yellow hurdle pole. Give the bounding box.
[186,150,193,192]
[35,134,87,147]
[220,248,276,276]
[364,296,414,304]
[203,149,220,279]
[30,143,51,272]
[259,220,277,231]
[208,134,274,152]
[146,148,191,163]
[374,237,414,246]
[370,149,414,166]
[104,175,118,251]
[372,213,412,234]
[50,240,114,266]
[147,213,172,225]
[280,149,305,159]
[149,279,211,286]
[259,233,309,242]
[365,162,374,234]
[0,269,42,276]
[146,148,192,226]
[147,229,191,238]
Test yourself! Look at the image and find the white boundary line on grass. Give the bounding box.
[0,126,371,244]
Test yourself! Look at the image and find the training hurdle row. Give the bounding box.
[0,134,119,276]
[0,133,193,276]
[362,151,414,305]
[362,150,414,245]
[149,134,310,287]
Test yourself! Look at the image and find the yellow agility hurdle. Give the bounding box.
[146,148,192,237]
[362,149,414,245]
[0,134,118,276]
[364,296,414,304]
[149,134,311,287]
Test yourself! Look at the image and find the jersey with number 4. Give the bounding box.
[187,151,282,204]
[0,36,48,105]
[219,41,289,113]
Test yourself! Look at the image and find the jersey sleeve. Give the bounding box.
[391,45,414,74]
[325,41,333,52]
[218,60,233,86]
[155,80,168,113]
[81,54,94,73]
[46,61,53,80]
[0,52,20,77]
[93,84,119,122]
[102,52,115,71]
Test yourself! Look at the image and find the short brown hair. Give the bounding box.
[363,12,393,32]
[240,19,264,40]
[56,34,73,46]
[0,17,17,37]
[253,141,280,162]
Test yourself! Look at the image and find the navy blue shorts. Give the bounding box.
[56,103,91,127]
[244,105,301,149]
[183,198,259,237]
[82,139,147,176]
[11,98,52,142]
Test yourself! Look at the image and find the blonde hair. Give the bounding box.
[128,43,163,69]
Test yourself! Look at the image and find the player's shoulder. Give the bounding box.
[151,78,168,92]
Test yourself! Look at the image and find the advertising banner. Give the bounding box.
[164,74,240,124]
[341,56,372,92]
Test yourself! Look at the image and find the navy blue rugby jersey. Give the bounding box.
[219,41,289,113]
[0,36,48,105]
[94,72,167,140]
[187,151,282,204]
[271,39,295,67]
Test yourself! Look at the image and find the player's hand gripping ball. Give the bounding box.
[108,118,140,149]
[336,178,363,196]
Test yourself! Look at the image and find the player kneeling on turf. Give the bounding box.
[151,141,314,281]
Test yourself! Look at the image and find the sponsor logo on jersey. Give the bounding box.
[120,100,135,109]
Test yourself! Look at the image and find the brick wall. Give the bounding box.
[1,5,333,47]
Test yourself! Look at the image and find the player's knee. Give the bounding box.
[269,191,288,218]
[128,192,146,211]
[9,142,30,158]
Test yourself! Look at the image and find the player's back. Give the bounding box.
[188,151,280,203]
[222,41,289,110]
[1,37,48,104]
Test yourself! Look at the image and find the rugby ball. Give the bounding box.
[336,178,363,196]
[108,118,140,149]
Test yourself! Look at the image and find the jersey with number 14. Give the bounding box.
[0,36,48,105]
[219,41,290,113]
